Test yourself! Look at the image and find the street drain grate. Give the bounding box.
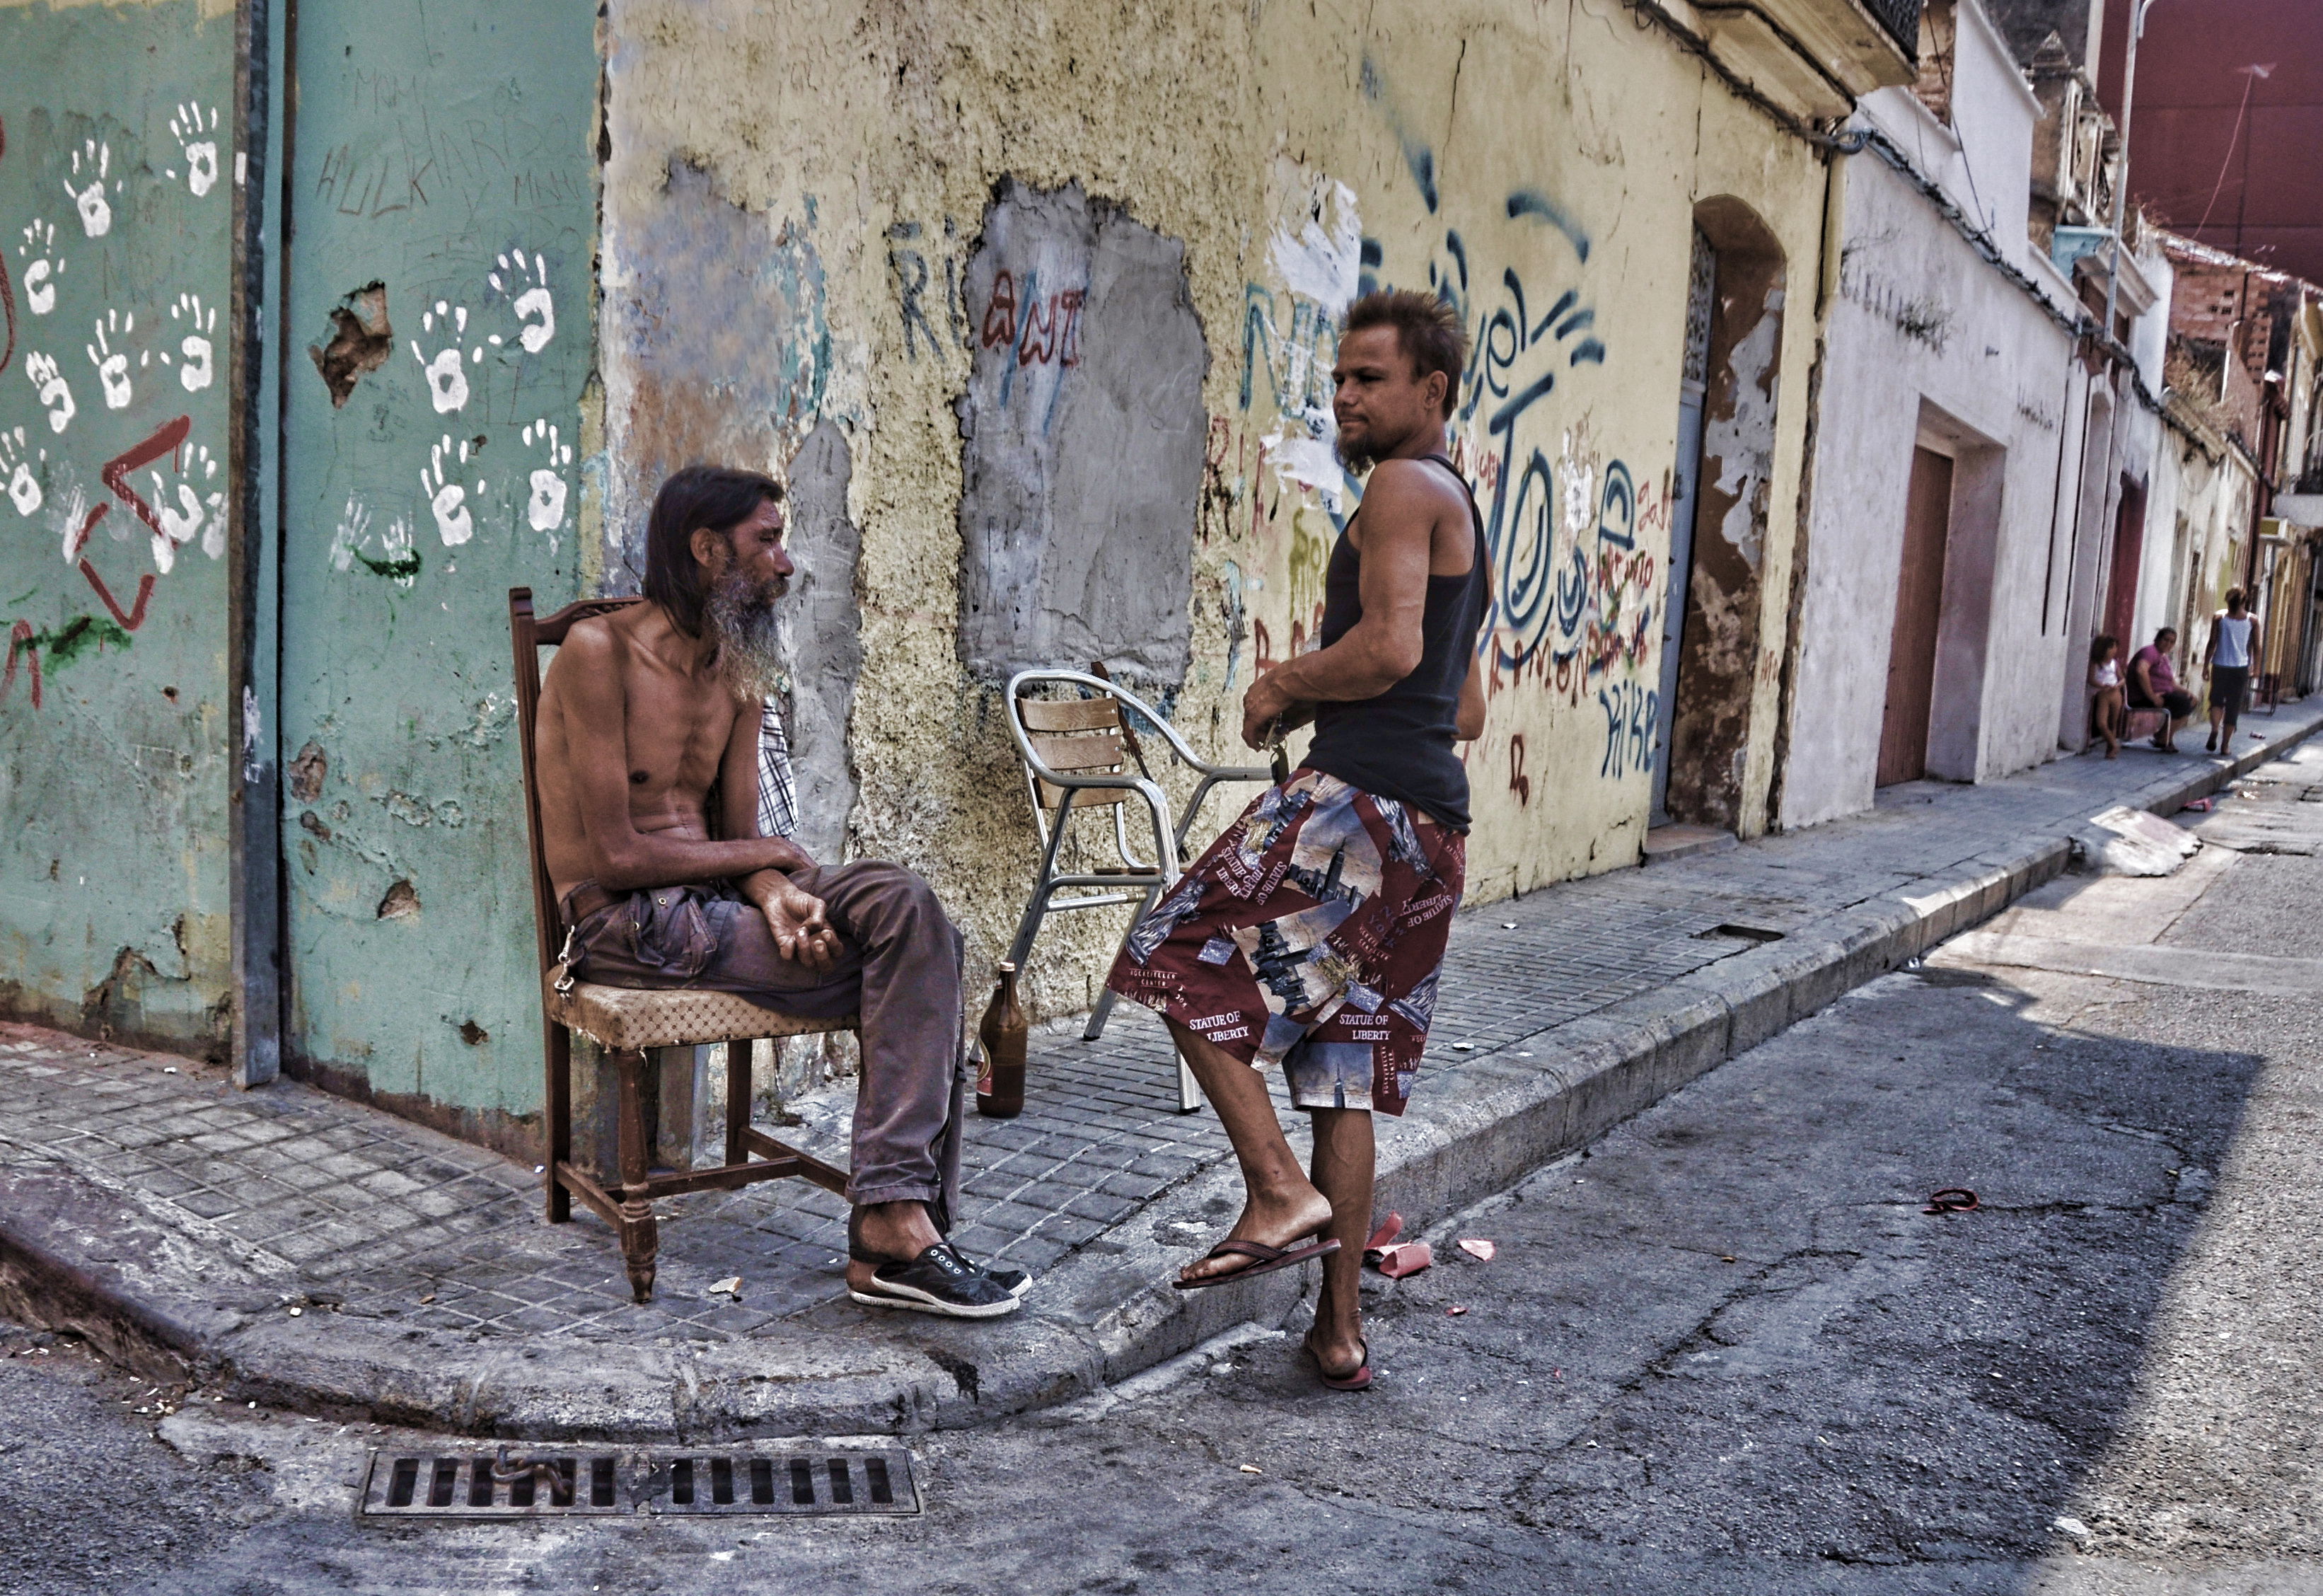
[359,1447,917,1518]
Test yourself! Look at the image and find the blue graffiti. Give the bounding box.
[1505,189,1592,265]
[1598,679,1659,780]
[1239,284,1338,417]
[1360,55,1439,213]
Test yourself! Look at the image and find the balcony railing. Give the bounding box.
[1861,0,1924,55]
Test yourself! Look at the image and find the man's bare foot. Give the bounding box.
[1303,1323,1367,1382]
[845,1199,943,1294]
[1178,1184,1335,1285]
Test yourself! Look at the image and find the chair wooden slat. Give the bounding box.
[1035,777,1137,812]
[1019,695,1123,732]
[1029,730,1126,773]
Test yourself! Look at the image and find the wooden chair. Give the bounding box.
[509,587,853,1303]
[1002,669,1273,1112]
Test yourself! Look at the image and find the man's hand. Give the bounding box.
[1240,672,1316,751]
[760,881,841,974]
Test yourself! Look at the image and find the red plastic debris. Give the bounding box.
[1457,1238,1496,1261]
[1373,1242,1433,1278]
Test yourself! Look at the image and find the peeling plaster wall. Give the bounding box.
[598,0,1829,1031]
[0,0,236,1053]
[954,179,1206,690]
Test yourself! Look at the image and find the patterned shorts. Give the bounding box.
[1104,770,1466,1116]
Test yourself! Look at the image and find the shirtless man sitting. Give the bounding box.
[535,463,1021,1318]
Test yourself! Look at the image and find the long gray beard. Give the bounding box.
[705,568,784,700]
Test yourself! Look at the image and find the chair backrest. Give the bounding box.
[509,588,645,978]
[1012,689,1140,828]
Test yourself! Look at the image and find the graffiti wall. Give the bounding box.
[271,0,598,1147]
[0,0,237,1051]
[602,0,1828,1029]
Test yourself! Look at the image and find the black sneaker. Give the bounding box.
[849,1244,1021,1319]
[943,1244,1031,1299]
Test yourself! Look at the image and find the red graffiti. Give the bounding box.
[1508,733,1530,806]
[0,116,16,376]
[1,621,39,710]
[978,270,1085,366]
[80,556,155,631]
[980,271,1017,348]
[101,412,193,540]
[52,416,193,639]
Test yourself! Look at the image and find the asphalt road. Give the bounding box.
[5,739,2319,1595]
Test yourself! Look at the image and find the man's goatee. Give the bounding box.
[705,566,784,700]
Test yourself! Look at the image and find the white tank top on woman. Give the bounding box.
[2215,613,2254,669]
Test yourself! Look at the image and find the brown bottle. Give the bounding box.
[976,961,1027,1118]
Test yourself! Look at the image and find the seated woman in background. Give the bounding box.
[2088,634,2124,760]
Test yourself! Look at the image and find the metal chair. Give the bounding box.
[1002,669,1274,1112]
[509,587,853,1303]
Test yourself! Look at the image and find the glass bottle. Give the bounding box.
[975,961,1026,1118]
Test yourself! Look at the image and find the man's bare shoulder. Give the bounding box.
[542,614,627,706]
[1364,456,1468,516]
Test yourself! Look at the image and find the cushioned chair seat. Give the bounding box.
[545,976,855,1053]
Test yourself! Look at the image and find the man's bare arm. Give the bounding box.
[1454,647,1486,741]
[549,623,811,890]
[1240,462,1442,746]
[714,705,838,971]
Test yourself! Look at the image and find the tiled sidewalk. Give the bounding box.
[1,703,2315,1435]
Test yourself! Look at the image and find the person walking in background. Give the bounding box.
[2088,635,2124,759]
[2128,627,2197,752]
[2203,589,2257,754]
[1105,290,1490,1394]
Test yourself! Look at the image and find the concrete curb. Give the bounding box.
[2,711,2315,1440]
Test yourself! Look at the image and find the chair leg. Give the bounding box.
[726,1040,752,1166]
[613,1048,659,1303]
[1176,1055,1202,1116]
[544,1026,572,1223]
[1081,882,1159,1042]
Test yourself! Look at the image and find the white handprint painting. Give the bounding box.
[422,433,482,546]
[86,309,135,410]
[410,301,473,414]
[25,352,76,434]
[329,497,421,588]
[167,104,223,198]
[146,443,226,572]
[487,250,556,354]
[521,419,574,533]
[1,428,42,518]
[16,221,61,316]
[169,294,219,393]
[64,141,114,238]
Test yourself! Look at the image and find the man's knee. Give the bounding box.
[839,860,958,943]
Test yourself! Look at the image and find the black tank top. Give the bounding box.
[1302,454,1490,830]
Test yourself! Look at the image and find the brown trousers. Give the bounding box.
[563,862,967,1225]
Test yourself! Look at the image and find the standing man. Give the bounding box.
[2128,626,2197,752]
[2201,587,2259,753]
[1106,290,1489,1392]
[535,465,1021,1318]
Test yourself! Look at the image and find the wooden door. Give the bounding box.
[2103,479,2146,648]
[1877,448,1953,786]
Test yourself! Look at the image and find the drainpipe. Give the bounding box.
[228,0,290,1089]
[2099,0,2162,349]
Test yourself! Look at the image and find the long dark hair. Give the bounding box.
[643,465,783,637]
[2089,633,2116,664]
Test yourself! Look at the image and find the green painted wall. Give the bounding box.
[0,1,237,1053]
[276,0,597,1145]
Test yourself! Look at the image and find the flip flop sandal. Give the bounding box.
[1305,1334,1373,1392]
[1172,1236,1342,1290]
